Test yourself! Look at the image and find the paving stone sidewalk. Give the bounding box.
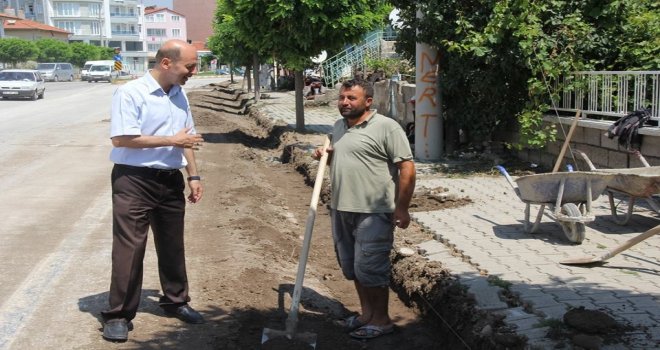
[253,91,660,349]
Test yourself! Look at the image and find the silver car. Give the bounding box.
[0,69,46,100]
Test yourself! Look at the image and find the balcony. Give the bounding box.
[111,30,139,36]
[110,13,139,24]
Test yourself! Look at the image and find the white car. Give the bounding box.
[0,69,46,100]
[88,64,117,83]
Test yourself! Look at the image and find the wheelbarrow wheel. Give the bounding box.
[559,203,585,244]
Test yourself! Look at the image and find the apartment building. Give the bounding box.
[3,0,149,72]
[143,6,186,67]
[172,0,214,46]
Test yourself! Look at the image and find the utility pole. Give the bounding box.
[414,8,443,160]
[99,5,103,47]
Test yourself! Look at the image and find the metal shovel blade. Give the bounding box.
[560,224,660,265]
[261,327,317,349]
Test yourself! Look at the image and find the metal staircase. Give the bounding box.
[321,30,397,88]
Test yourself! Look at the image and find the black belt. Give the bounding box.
[115,164,181,176]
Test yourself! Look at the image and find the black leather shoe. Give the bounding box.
[165,304,205,324]
[103,319,128,341]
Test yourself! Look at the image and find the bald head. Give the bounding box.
[151,39,198,91]
[155,39,193,64]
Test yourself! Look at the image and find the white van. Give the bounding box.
[88,63,118,83]
[81,60,115,81]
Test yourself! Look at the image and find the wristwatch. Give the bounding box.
[187,176,201,181]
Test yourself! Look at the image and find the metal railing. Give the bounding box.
[321,30,397,88]
[553,71,660,124]
[111,30,139,36]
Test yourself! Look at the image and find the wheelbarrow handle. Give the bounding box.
[495,165,519,196]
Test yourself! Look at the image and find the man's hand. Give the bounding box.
[171,127,204,148]
[187,180,203,203]
[313,145,333,160]
[393,207,411,229]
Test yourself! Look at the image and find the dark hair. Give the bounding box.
[155,45,181,64]
[341,79,374,98]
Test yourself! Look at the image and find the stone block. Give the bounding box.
[608,150,629,169]
[583,127,602,146]
[601,132,620,150]
[641,135,660,158]
[540,151,556,169]
[578,144,608,169]
[544,140,562,157]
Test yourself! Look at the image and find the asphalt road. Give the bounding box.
[0,76,229,349]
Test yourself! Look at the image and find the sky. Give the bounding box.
[143,0,173,8]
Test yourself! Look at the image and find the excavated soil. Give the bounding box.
[162,87,630,350]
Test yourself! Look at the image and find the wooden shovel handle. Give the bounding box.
[598,224,660,261]
[552,110,581,173]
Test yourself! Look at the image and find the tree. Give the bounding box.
[35,38,73,63]
[208,1,253,85]
[0,38,39,67]
[69,42,103,67]
[221,0,390,131]
[390,0,659,148]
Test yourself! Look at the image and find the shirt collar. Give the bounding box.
[145,70,181,97]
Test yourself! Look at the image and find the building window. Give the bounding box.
[155,13,165,22]
[145,15,154,22]
[147,28,166,37]
[55,21,79,34]
[148,43,162,52]
[171,15,180,22]
[91,21,100,35]
[125,41,143,51]
[172,29,181,37]
[55,3,80,16]
[89,3,100,16]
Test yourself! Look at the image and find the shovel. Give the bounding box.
[261,137,331,348]
[560,224,660,265]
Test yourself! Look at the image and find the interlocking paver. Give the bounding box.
[254,94,660,349]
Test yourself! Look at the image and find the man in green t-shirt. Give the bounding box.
[314,79,416,339]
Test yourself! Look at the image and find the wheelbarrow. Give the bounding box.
[496,166,614,244]
[573,150,660,225]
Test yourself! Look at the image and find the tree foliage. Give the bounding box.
[69,42,110,67]
[208,1,253,72]
[35,38,73,63]
[391,0,659,148]
[214,0,391,130]
[0,38,39,66]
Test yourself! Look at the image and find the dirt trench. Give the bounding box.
[183,87,529,350]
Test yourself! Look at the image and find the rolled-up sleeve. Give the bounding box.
[110,87,142,138]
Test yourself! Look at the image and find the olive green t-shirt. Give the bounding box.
[329,111,413,213]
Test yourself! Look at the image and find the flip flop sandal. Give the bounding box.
[349,324,395,339]
[333,315,366,331]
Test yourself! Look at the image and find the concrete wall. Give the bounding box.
[518,118,660,169]
[373,78,660,169]
[372,79,415,127]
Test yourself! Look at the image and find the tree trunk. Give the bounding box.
[245,64,252,92]
[229,63,234,84]
[253,54,260,102]
[294,70,305,132]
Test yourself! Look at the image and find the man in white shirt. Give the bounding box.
[102,39,205,342]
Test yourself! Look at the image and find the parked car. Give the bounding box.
[88,64,117,83]
[0,69,46,100]
[36,62,74,82]
[81,60,115,81]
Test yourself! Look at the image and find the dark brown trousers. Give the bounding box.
[102,164,190,322]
